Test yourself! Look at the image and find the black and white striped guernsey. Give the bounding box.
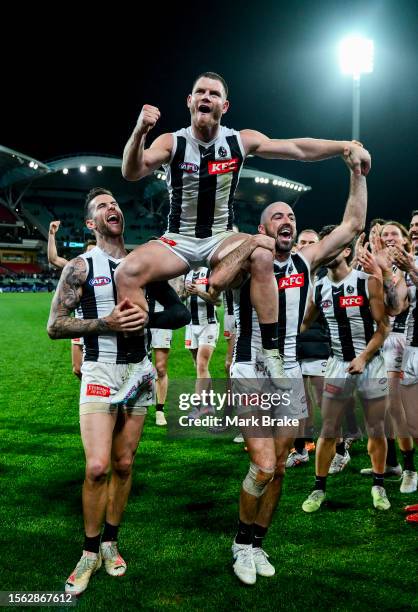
[314,269,376,361]
[185,267,217,326]
[163,126,246,237]
[78,246,150,364]
[405,256,418,346]
[223,289,234,316]
[233,252,311,365]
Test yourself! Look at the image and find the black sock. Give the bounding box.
[259,323,279,350]
[314,475,327,492]
[235,520,253,545]
[253,524,268,549]
[102,521,119,543]
[373,472,384,488]
[83,533,101,553]
[336,441,345,456]
[401,449,416,472]
[386,438,398,467]
[156,403,164,412]
[295,438,305,454]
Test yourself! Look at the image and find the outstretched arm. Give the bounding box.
[48,221,68,269]
[240,130,370,176]
[302,169,367,272]
[122,105,172,180]
[47,258,146,339]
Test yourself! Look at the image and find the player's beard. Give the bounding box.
[275,236,295,253]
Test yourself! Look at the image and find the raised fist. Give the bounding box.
[136,104,161,135]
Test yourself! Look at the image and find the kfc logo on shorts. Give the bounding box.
[224,330,231,338]
[339,295,364,307]
[278,273,305,290]
[208,158,239,175]
[321,299,332,309]
[86,384,110,397]
[89,276,111,287]
[185,340,192,347]
[179,162,199,173]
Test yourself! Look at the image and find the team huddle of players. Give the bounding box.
[46,72,418,595]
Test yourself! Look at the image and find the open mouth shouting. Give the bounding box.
[198,104,211,114]
[106,212,122,227]
[277,225,293,241]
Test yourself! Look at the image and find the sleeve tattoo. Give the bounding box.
[47,257,110,339]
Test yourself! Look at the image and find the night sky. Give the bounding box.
[2,0,417,231]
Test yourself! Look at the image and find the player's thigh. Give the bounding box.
[112,412,146,460]
[245,436,277,469]
[80,411,117,464]
[154,348,170,374]
[197,344,215,366]
[361,396,387,437]
[320,396,347,437]
[209,232,251,268]
[117,241,189,283]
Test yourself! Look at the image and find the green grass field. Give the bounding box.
[0,293,417,611]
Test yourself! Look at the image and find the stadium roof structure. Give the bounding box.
[0,149,311,208]
[0,145,50,190]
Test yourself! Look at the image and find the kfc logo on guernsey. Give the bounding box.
[89,276,111,287]
[195,278,209,285]
[179,162,199,173]
[278,273,305,290]
[208,158,239,175]
[339,295,364,307]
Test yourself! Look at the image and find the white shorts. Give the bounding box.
[383,332,406,373]
[301,358,328,377]
[323,354,388,400]
[80,359,155,414]
[156,231,236,269]
[401,345,418,386]
[230,359,308,420]
[223,314,236,339]
[151,328,172,349]
[185,323,219,349]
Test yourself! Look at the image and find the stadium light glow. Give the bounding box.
[255,177,260,183]
[339,35,374,140]
[97,165,103,172]
[62,168,69,175]
[339,35,374,77]
[29,161,34,168]
[33,163,38,170]
[80,165,87,173]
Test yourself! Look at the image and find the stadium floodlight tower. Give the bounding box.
[339,35,374,141]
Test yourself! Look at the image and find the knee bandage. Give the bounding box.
[242,462,275,497]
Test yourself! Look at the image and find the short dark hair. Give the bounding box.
[192,72,228,98]
[319,224,355,264]
[411,210,418,218]
[84,187,113,220]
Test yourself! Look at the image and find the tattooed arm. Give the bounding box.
[47,257,146,339]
